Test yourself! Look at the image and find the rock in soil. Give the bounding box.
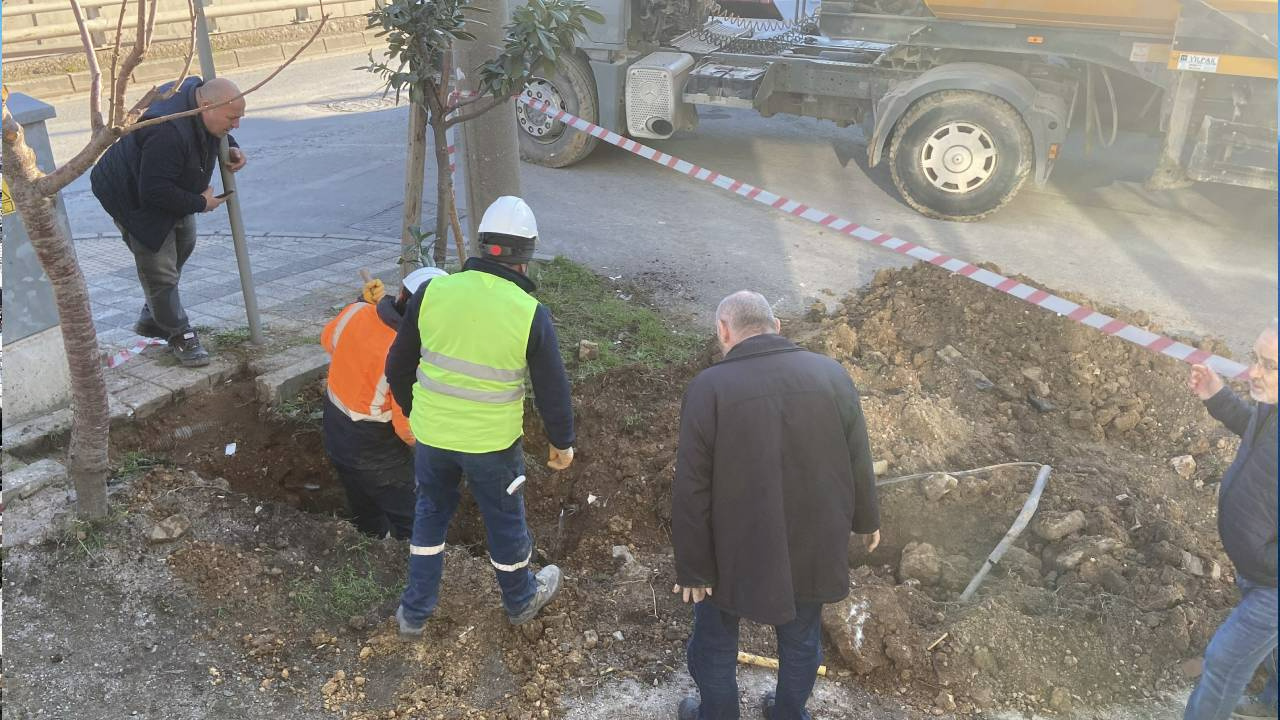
[147,514,192,543]
[899,542,941,585]
[1171,454,1197,478]
[1033,510,1087,541]
[921,473,958,502]
[821,581,910,674]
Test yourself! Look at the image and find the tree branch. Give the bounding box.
[143,0,160,47]
[111,0,150,128]
[69,0,105,133]
[107,0,130,126]
[160,0,197,101]
[445,95,510,128]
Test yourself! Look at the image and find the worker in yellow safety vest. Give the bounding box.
[321,267,447,539]
[384,196,575,634]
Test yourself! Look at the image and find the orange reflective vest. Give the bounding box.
[321,301,413,444]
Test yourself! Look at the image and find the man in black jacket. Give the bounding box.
[91,76,246,367]
[1184,323,1278,720]
[672,290,881,720]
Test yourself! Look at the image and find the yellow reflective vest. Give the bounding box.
[409,269,538,453]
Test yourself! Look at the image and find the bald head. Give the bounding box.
[715,290,780,353]
[196,78,245,137]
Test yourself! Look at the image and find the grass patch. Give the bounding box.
[531,257,703,378]
[289,539,398,621]
[114,451,171,478]
[207,326,253,349]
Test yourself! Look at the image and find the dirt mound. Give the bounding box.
[789,263,1245,714]
[89,263,1253,719]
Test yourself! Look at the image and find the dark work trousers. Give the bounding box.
[333,459,416,540]
[119,215,197,340]
[687,600,824,720]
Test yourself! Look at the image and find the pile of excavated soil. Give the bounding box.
[17,263,1248,720]
[795,263,1244,715]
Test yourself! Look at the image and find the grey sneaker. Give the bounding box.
[395,605,424,637]
[508,565,562,625]
[169,330,210,368]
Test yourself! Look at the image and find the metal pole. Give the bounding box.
[193,0,264,344]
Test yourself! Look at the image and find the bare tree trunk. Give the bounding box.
[401,101,429,274]
[430,111,452,268]
[2,130,110,520]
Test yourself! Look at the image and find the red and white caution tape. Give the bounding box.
[509,95,1248,380]
[104,337,167,369]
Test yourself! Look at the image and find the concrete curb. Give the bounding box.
[2,345,327,460]
[5,29,383,100]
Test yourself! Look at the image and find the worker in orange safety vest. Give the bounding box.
[321,267,447,538]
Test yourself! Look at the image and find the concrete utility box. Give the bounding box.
[2,93,75,425]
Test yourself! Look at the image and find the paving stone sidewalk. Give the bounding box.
[78,230,405,347]
[2,230,406,458]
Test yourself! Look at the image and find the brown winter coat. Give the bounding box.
[672,333,881,626]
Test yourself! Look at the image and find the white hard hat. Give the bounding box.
[477,196,538,240]
[402,266,448,295]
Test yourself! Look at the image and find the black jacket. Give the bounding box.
[322,296,414,472]
[384,258,575,450]
[90,77,236,251]
[672,333,880,626]
[1205,387,1277,587]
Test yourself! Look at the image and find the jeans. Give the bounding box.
[399,441,536,624]
[1184,578,1279,720]
[120,215,197,340]
[333,460,415,540]
[687,600,824,720]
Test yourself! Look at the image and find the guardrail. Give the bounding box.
[3,0,361,45]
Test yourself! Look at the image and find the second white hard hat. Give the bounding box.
[402,266,448,295]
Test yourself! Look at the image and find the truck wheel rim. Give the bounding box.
[920,121,997,193]
[517,79,567,143]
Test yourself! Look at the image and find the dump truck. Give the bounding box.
[513,0,1278,221]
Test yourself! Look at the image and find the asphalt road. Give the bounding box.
[43,50,1278,353]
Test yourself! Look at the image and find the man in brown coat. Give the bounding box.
[672,290,881,720]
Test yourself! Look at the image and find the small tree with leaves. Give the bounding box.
[1,0,325,519]
[364,0,602,267]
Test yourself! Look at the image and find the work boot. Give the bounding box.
[169,330,210,368]
[676,697,699,720]
[1234,697,1279,719]
[508,565,562,625]
[394,605,424,637]
[134,317,167,339]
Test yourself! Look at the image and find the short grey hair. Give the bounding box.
[716,290,778,336]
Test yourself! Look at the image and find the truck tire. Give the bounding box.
[517,53,599,168]
[887,90,1033,222]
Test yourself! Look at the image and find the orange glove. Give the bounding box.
[547,446,574,470]
[362,278,385,304]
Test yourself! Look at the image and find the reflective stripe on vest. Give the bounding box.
[327,385,392,423]
[329,303,363,348]
[415,367,525,404]
[421,349,525,383]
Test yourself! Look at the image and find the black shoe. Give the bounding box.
[134,317,167,339]
[170,330,211,368]
[677,696,699,720]
[760,691,776,720]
